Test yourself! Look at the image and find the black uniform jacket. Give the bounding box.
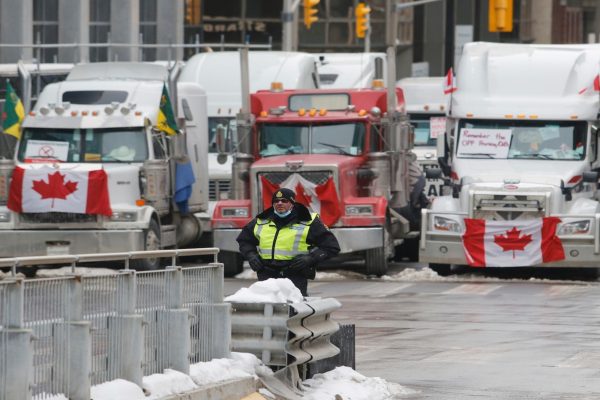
[236,202,341,270]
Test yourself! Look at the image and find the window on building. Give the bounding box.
[90,0,111,62]
[140,0,157,61]
[33,0,59,62]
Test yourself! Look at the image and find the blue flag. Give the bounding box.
[174,160,195,214]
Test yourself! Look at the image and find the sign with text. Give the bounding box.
[429,117,446,139]
[457,128,512,158]
[25,140,70,162]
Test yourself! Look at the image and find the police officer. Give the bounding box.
[236,188,340,296]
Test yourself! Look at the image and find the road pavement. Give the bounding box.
[225,263,600,399]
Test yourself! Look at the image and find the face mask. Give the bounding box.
[274,209,292,218]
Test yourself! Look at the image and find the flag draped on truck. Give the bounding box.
[2,80,24,139]
[260,174,342,226]
[462,217,565,267]
[8,166,112,215]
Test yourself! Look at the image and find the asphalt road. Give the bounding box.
[225,262,600,399]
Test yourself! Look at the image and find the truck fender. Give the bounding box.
[138,206,159,229]
[429,196,460,213]
[564,197,600,215]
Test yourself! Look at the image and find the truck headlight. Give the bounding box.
[558,220,590,235]
[222,207,248,217]
[433,216,461,233]
[0,211,10,222]
[345,205,373,216]
[110,211,138,222]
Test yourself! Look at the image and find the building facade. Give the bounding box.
[0,0,597,77]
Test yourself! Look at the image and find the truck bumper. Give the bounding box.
[0,230,144,258]
[214,227,384,254]
[419,210,600,268]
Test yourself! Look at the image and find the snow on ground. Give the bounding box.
[225,278,304,303]
[0,270,25,279]
[88,353,413,400]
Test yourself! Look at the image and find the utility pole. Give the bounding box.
[282,0,303,51]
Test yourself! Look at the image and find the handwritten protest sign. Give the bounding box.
[429,117,446,139]
[457,128,512,158]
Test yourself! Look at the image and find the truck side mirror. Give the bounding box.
[215,124,226,154]
[583,171,598,183]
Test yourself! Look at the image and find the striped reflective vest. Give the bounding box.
[253,213,318,260]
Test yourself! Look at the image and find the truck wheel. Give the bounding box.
[394,238,419,262]
[365,247,388,276]
[132,220,161,271]
[429,263,452,276]
[219,251,244,277]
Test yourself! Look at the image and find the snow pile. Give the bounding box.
[225,278,304,303]
[299,366,416,399]
[0,270,25,280]
[235,268,258,279]
[382,267,445,281]
[143,369,198,399]
[90,379,146,400]
[190,352,273,386]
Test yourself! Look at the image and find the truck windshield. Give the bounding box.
[410,115,442,147]
[456,119,587,160]
[17,127,148,163]
[259,122,365,156]
[208,117,236,153]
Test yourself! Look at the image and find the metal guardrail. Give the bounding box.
[0,248,231,400]
[230,298,342,368]
[0,247,221,275]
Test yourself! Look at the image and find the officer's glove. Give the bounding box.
[247,253,264,272]
[288,254,315,273]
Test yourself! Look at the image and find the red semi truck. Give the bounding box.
[212,84,415,277]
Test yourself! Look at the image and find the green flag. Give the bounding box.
[2,81,24,140]
[157,83,178,136]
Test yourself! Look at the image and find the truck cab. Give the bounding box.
[420,43,600,273]
[212,86,412,277]
[0,62,208,269]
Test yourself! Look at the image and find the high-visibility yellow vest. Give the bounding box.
[253,213,318,260]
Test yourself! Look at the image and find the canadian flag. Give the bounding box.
[8,166,112,215]
[578,74,600,95]
[260,173,341,226]
[444,67,457,94]
[462,217,565,267]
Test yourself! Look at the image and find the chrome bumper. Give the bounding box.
[214,226,384,254]
[419,209,600,268]
[0,230,144,258]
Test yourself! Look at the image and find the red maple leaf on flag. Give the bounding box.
[493,227,532,258]
[32,171,78,208]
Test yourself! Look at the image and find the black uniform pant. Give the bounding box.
[257,268,308,297]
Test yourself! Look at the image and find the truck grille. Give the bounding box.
[259,171,332,186]
[209,179,231,201]
[472,193,547,221]
[19,212,98,224]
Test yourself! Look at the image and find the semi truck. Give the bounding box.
[0,62,209,269]
[420,42,600,275]
[397,77,446,198]
[177,51,320,244]
[212,55,414,277]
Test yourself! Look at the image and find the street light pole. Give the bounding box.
[282,0,302,51]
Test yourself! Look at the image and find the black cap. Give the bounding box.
[272,188,296,204]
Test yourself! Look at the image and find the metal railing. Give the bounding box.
[0,248,231,400]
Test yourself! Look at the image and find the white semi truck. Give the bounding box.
[177,51,320,243]
[0,62,209,269]
[397,77,446,198]
[420,42,600,275]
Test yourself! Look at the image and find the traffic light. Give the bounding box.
[355,3,371,39]
[488,0,513,32]
[185,0,201,26]
[303,0,319,29]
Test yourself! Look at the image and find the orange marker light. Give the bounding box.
[136,199,146,206]
[298,108,306,116]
